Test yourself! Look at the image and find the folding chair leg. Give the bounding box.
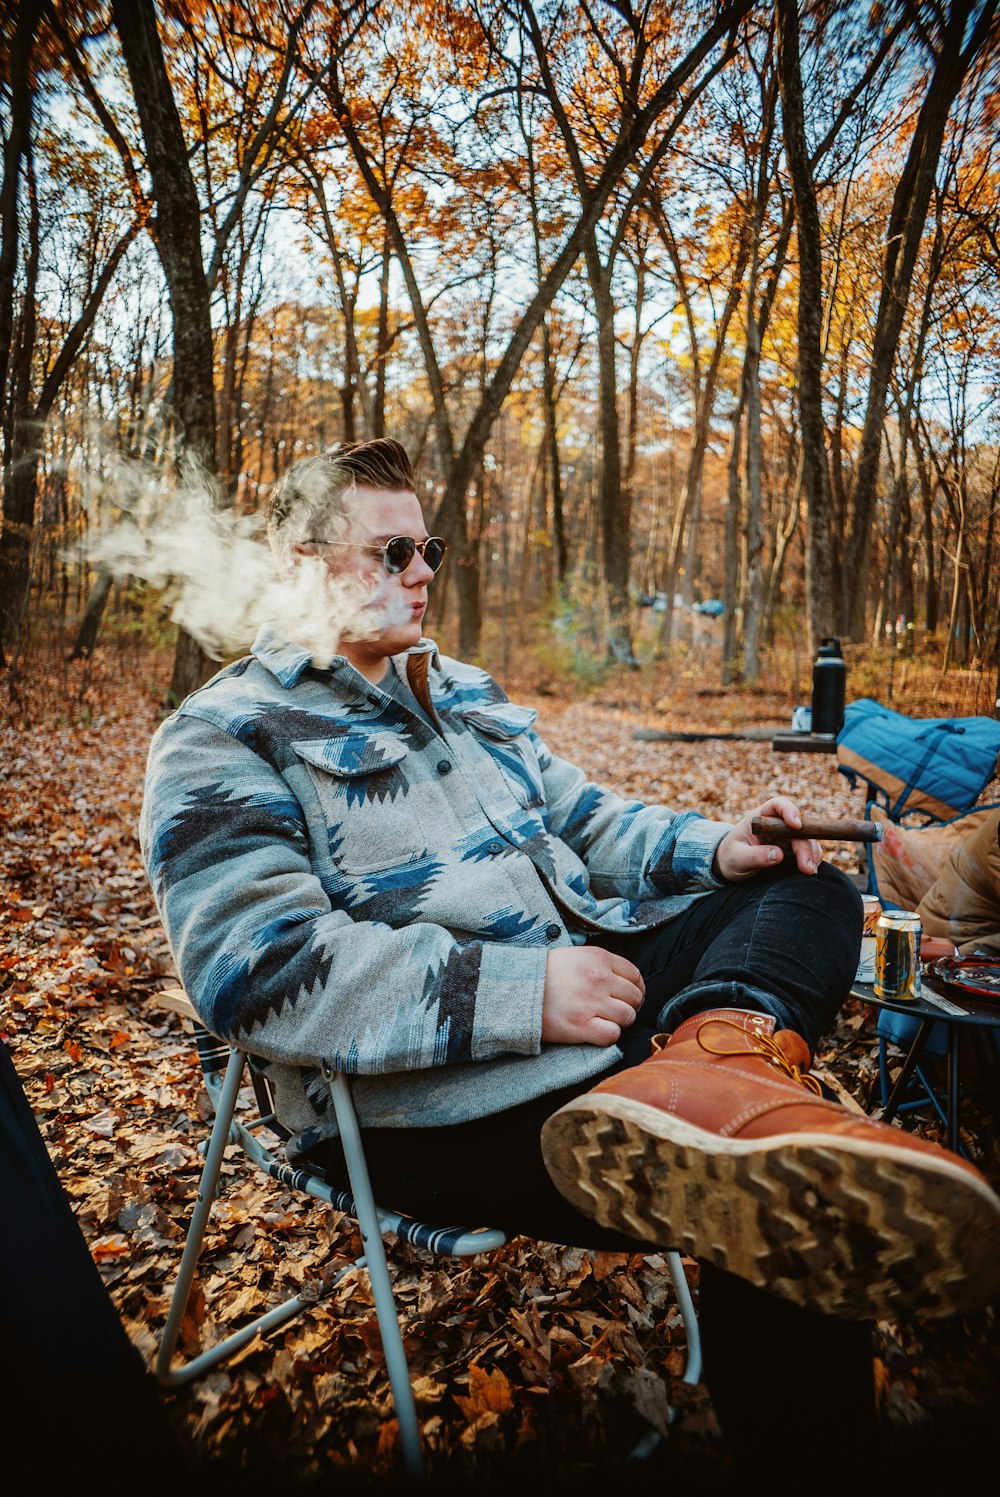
[666,1250,701,1385]
[160,1047,697,1480]
[156,1049,316,1387]
[626,1250,703,1463]
[327,1069,425,1483]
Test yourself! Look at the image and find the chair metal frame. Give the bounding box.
[153,991,702,1480]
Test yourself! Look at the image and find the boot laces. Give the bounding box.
[696,1017,824,1096]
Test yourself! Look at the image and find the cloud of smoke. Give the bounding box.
[78,457,410,668]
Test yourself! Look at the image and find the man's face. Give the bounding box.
[320,486,438,680]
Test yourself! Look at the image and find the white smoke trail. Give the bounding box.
[77,457,407,668]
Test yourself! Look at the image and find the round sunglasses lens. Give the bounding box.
[424,538,447,572]
[383,537,416,573]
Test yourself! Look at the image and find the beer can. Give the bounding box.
[856,895,882,982]
[874,912,922,1000]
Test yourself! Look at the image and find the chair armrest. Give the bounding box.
[151,986,199,1024]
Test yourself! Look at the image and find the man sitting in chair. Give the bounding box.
[140,437,1000,1476]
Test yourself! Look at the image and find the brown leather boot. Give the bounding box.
[540,1008,1000,1320]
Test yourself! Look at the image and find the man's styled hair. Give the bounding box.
[266,438,416,553]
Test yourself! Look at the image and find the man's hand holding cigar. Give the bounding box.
[713,799,883,883]
[713,797,825,880]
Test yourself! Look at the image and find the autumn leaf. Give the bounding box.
[81,1108,119,1137]
[375,1417,399,1463]
[91,1234,132,1262]
[455,1362,515,1421]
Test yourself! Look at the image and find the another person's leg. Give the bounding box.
[697,1263,882,1491]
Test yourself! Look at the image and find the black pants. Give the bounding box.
[321,863,878,1479]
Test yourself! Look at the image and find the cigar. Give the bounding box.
[750,815,882,844]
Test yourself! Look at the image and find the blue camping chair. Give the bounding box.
[837,699,1000,825]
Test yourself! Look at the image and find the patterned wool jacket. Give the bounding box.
[140,627,731,1154]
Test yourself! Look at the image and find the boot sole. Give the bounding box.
[540,1093,1000,1321]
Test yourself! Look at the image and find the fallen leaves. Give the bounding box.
[3,644,999,1488]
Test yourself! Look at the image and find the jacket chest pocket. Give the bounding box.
[293,732,425,874]
[462,702,545,809]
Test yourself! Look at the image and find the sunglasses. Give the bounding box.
[305,535,448,574]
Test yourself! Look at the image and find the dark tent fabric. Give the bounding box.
[1,1038,193,1494]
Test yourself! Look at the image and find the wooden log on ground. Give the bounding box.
[633,727,777,743]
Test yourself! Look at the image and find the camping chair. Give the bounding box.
[836,701,1000,1138]
[152,988,702,1481]
[836,699,1000,828]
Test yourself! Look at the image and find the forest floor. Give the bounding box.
[3,635,1000,1494]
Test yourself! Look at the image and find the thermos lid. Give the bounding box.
[817,637,842,658]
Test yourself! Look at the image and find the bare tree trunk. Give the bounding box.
[540,317,567,582]
[0,163,39,671]
[584,235,635,664]
[842,0,996,638]
[722,378,747,685]
[217,276,242,500]
[374,231,391,438]
[624,254,644,497]
[113,0,219,703]
[523,126,568,587]
[0,0,46,669]
[741,215,767,682]
[776,0,836,647]
[1,109,137,674]
[680,485,701,620]
[519,88,567,590]
[455,467,482,659]
[761,460,803,643]
[876,236,940,640]
[337,259,367,439]
[942,523,965,673]
[739,53,781,681]
[69,569,114,660]
[912,431,940,633]
[0,0,45,395]
[981,453,999,682]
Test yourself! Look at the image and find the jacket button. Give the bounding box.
[488,840,504,855]
[545,924,561,940]
[437,759,452,775]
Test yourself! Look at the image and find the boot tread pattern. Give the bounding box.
[541,1105,1000,1321]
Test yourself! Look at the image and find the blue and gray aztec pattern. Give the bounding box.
[140,627,729,1154]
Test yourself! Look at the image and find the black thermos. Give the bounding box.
[811,637,846,735]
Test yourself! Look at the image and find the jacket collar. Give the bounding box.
[250,623,438,690]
